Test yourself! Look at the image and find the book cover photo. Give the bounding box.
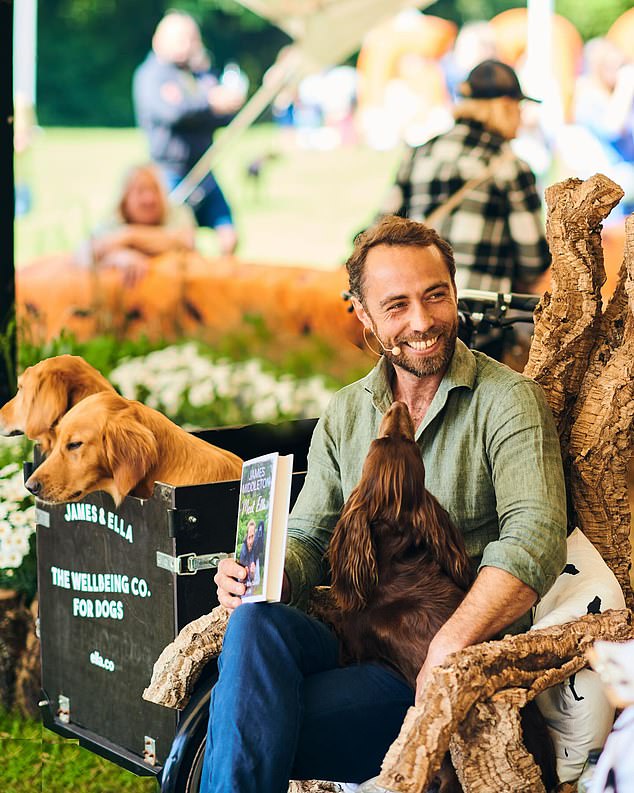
[234,452,293,603]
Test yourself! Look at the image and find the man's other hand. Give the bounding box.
[215,558,247,611]
[414,635,465,705]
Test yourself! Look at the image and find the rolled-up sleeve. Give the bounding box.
[479,381,567,597]
[285,407,344,609]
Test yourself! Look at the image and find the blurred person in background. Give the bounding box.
[442,21,499,101]
[75,164,195,287]
[380,60,550,360]
[133,11,246,256]
[573,38,634,216]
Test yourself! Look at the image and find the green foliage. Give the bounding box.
[0,315,17,396]
[18,315,368,392]
[0,706,157,792]
[18,328,163,378]
[37,0,288,126]
[555,0,632,40]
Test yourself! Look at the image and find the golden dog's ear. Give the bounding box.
[24,370,69,445]
[104,414,159,504]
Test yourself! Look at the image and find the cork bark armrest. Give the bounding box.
[375,610,634,793]
[143,605,230,710]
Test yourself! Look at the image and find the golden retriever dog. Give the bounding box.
[24,391,244,505]
[0,354,114,454]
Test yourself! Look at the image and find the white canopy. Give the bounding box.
[171,0,435,202]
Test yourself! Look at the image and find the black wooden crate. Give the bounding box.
[36,418,316,775]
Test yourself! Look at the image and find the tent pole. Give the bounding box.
[0,1,16,404]
[169,49,304,205]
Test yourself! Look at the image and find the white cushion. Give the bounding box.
[531,528,626,783]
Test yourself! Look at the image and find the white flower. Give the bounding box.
[0,462,20,478]
[9,508,35,529]
[0,547,25,569]
[108,344,336,424]
[0,474,30,502]
[189,382,214,408]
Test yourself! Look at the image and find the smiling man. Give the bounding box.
[203,215,567,793]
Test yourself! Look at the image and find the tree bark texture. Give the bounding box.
[13,596,41,719]
[0,589,28,711]
[376,610,633,793]
[143,605,229,709]
[524,176,633,608]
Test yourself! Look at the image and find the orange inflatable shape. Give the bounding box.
[16,253,365,350]
[607,8,634,60]
[357,12,457,110]
[489,8,583,121]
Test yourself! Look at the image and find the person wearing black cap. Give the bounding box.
[381,59,550,359]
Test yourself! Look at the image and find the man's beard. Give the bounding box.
[377,317,459,378]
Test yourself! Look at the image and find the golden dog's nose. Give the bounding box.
[25,476,42,496]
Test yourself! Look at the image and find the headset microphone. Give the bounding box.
[377,337,401,356]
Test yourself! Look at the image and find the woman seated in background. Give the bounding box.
[76,163,196,286]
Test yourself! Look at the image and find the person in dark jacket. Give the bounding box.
[133,11,245,255]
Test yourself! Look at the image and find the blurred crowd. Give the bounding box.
[14,8,633,287]
[273,9,633,219]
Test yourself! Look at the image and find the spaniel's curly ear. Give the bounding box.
[417,494,474,591]
[104,413,159,505]
[24,370,69,452]
[328,493,378,611]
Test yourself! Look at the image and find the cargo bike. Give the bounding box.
[32,291,539,792]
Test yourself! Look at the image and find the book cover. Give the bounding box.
[234,452,293,603]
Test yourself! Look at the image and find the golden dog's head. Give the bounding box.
[25,391,159,506]
[0,355,113,454]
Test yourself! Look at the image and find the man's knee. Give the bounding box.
[224,602,290,646]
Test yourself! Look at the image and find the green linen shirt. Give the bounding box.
[285,339,567,620]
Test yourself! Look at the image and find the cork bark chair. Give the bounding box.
[144,174,634,793]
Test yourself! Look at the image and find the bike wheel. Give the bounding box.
[160,662,217,793]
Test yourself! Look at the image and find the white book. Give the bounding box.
[234,452,293,603]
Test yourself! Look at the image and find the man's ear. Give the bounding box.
[351,297,373,331]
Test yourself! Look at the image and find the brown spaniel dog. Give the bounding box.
[317,401,557,793]
[322,400,473,686]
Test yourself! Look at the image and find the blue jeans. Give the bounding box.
[199,602,414,793]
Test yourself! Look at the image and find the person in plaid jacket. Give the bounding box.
[384,60,550,357]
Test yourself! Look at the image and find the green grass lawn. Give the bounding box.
[0,706,158,792]
[15,125,400,267]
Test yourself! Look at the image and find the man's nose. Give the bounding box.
[25,476,42,496]
[408,301,435,332]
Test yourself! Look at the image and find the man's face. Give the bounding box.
[156,16,202,67]
[353,244,458,379]
[246,524,255,551]
[124,171,163,226]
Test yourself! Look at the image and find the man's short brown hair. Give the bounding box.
[345,216,456,302]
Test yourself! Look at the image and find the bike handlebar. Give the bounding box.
[457,290,540,312]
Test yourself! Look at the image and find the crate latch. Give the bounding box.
[156,551,233,576]
[58,694,70,724]
[143,736,157,766]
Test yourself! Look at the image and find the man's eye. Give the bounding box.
[387,303,405,312]
[66,441,83,451]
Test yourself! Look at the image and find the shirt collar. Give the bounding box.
[363,338,477,416]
